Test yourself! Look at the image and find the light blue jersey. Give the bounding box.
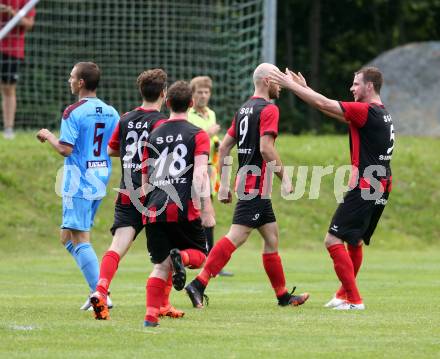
[59,97,119,200]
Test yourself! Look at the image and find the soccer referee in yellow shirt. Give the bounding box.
[188,76,233,276]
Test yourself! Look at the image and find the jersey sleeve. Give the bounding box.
[194,130,210,157]
[259,104,279,137]
[108,122,120,151]
[339,101,369,128]
[226,116,237,138]
[59,111,79,147]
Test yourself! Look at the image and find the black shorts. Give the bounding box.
[145,219,207,264]
[110,203,144,239]
[1,53,22,84]
[232,196,276,229]
[328,188,390,246]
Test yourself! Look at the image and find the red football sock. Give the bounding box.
[262,252,288,297]
[196,236,236,286]
[348,243,363,274]
[96,250,120,296]
[180,249,206,269]
[161,272,173,308]
[327,244,362,304]
[145,277,167,323]
[335,243,363,299]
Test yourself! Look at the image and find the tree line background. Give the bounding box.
[276,0,440,134]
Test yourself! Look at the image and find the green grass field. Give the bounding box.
[0,133,439,358]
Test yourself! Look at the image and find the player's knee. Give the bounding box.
[60,230,70,246]
[324,232,343,247]
[151,259,172,279]
[263,235,278,252]
[108,242,126,257]
[1,84,16,96]
[109,231,133,256]
[226,230,249,248]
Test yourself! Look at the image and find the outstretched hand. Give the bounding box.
[269,67,307,90]
[269,67,293,88]
[287,69,308,88]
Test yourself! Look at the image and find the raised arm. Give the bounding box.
[270,68,346,123]
[0,4,35,31]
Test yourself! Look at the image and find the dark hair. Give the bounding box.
[137,69,167,101]
[167,81,192,112]
[355,66,383,94]
[74,62,101,91]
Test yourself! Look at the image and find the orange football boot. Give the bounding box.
[159,305,185,318]
[90,291,110,320]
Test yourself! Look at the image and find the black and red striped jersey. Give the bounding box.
[108,108,166,204]
[227,96,279,196]
[339,101,394,190]
[142,119,210,223]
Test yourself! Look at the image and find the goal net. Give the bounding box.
[4,0,267,129]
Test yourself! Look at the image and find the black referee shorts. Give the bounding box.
[232,195,276,229]
[145,219,208,264]
[1,53,22,84]
[110,203,144,239]
[328,188,389,246]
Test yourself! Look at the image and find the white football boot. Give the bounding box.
[80,292,113,310]
[80,296,92,311]
[333,302,365,310]
[324,295,346,308]
[107,293,113,309]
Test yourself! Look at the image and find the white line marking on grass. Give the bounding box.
[10,325,36,331]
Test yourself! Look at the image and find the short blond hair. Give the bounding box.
[190,76,212,93]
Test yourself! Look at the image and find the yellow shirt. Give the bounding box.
[187,106,218,157]
[188,107,220,194]
[187,107,217,134]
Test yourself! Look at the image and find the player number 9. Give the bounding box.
[238,115,248,146]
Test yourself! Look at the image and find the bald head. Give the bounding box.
[253,63,279,85]
[252,63,281,100]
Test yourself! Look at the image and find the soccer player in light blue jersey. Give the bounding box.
[37,62,119,310]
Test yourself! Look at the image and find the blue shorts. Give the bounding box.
[61,197,102,231]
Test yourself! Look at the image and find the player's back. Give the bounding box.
[60,97,119,199]
[144,119,209,222]
[114,108,166,191]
